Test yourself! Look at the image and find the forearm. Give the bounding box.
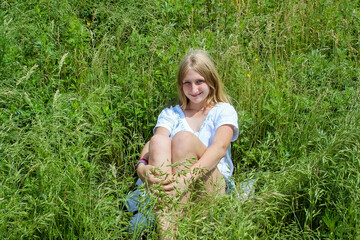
[137,163,147,183]
[187,144,227,182]
[186,124,234,182]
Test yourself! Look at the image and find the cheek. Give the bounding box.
[183,85,190,93]
[204,84,210,92]
[205,86,212,96]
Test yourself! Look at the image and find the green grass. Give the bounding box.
[0,0,359,239]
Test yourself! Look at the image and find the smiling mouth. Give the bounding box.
[191,93,201,97]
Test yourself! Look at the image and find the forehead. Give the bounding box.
[183,69,205,81]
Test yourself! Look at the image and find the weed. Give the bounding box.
[0,0,359,238]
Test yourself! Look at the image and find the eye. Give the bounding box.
[196,80,205,84]
[183,81,191,85]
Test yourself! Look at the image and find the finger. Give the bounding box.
[161,178,175,185]
[148,174,162,182]
[152,189,159,195]
[161,180,170,185]
[150,177,162,184]
[162,183,174,191]
[165,190,174,195]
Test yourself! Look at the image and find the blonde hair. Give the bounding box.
[177,50,229,109]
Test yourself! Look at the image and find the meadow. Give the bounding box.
[0,0,359,239]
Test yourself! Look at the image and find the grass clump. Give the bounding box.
[0,0,359,239]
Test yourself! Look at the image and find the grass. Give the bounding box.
[0,0,359,239]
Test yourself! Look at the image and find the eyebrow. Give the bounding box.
[183,78,205,82]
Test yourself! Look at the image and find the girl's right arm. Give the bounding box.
[136,141,160,187]
[137,127,171,188]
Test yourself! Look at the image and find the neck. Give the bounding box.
[187,101,213,112]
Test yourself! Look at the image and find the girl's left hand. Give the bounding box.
[161,173,192,197]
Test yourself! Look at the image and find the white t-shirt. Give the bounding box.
[153,102,239,179]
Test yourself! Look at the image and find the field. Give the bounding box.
[0,0,359,239]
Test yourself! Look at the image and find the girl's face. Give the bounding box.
[182,69,210,107]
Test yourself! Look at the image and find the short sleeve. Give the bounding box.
[214,103,239,142]
[153,107,176,134]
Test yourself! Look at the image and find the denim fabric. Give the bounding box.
[126,179,155,233]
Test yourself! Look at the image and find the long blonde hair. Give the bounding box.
[177,50,229,109]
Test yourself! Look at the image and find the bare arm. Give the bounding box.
[189,124,234,180]
[137,127,171,187]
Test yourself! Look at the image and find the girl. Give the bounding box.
[135,50,239,238]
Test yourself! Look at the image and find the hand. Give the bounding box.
[161,173,192,197]
[138,164,167,191]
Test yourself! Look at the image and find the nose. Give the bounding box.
[190,83,199,93]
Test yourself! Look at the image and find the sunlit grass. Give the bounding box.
[0,0,359,238]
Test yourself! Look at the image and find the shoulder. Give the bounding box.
[213,103,237,116]
[217,102,235,110]
[159,105,181,117]
[212,103,239,141]
[157,105,182,121]
[212,103,238,127]
[154,105,181,134]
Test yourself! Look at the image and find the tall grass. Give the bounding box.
[0,0,359,238]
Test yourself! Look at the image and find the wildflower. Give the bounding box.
[247,74,251,78]
[255,58,259,61]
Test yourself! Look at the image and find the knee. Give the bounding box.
[172,131,195,150]
[171,131,200,160]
